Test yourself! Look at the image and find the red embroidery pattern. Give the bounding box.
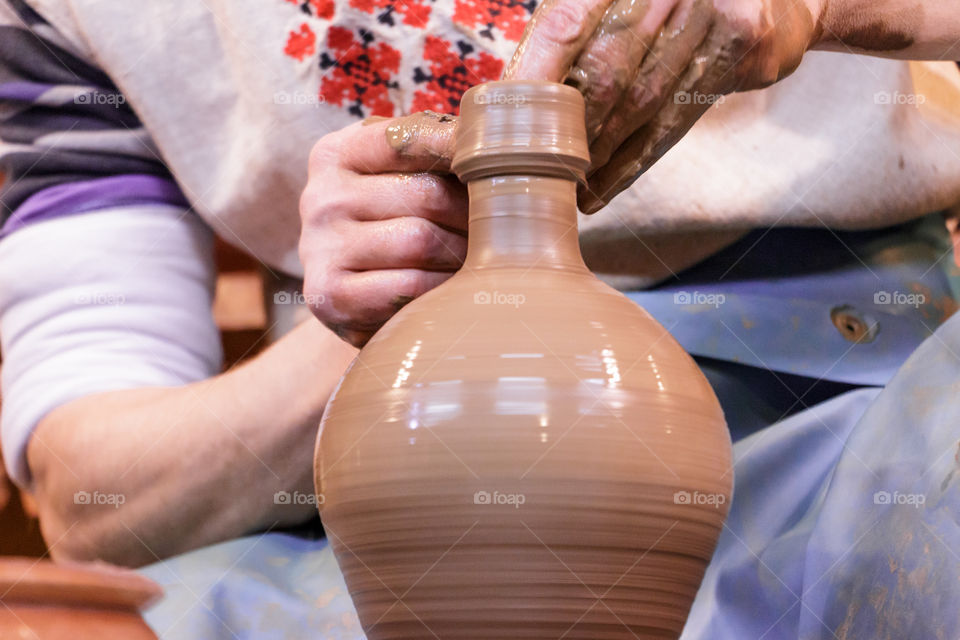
[453,0,536,41]
[412,36,503,114]
[284,23,317,61]
[320,27,401,117]
[285,0,336,20]
[349,0,433,28]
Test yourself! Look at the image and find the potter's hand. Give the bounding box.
[299,114,466,347]
[504,0,821,213]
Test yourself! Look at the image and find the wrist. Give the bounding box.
[804,0,828,49]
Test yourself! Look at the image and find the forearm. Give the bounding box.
[581,224,747,289]
[812,0,960,59]
[28,319,357,567]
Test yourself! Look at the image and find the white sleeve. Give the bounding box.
[0,205,223,489]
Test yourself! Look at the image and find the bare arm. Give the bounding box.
[814,0,960,59]
[506,0,960,212]
[28,320,356,567]
[580,221,747,289]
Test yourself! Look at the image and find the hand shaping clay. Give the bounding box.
[315,80,733,639]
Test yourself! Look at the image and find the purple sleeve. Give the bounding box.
[0,0,189,239]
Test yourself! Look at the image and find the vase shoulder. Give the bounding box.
[336,268,721,420]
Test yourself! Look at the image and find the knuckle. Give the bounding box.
[722,20,766,88]
[405,219,445,263]
[323,197,353,223]
[536,0,588,45]
[307,133,340,173]
[298,185,319,222]
[302,271,333,313]
[728,20,755,54]
[418,175,465,215]
[420,173,451,200]
[389,270,437,304]
[321,276,357,323]
[580,57,621,104]
[628,81,657,110]
[300,184,351,225]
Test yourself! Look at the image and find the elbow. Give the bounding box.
[32,496,109,565]
[26,415,150,568]
[30,467,150,568]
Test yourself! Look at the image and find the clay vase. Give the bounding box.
[0,557,162,638]
[315,80,733,639]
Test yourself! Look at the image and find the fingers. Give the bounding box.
[300,114,470,347]
[587,0,712,170]
[338,216,467,271]
[310,269,456,347]
[315,112,459,176]
[299,164,468,346]
[503,0,613,81]
[567,0,678,139]
[347,172,469,231]
[579,82,711,213]
[578,5,740,213]
[301,165,468,229]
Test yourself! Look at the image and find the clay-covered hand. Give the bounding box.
[504,0,823,212]
[299,113,465,347]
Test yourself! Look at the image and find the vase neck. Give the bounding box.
[463,176,587,272]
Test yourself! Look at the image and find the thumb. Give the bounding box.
[341,112,458,175]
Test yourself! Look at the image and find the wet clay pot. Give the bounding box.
[0,557,162,638]
[316,80,733,639]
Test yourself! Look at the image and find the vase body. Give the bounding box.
[315,81,733,639]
